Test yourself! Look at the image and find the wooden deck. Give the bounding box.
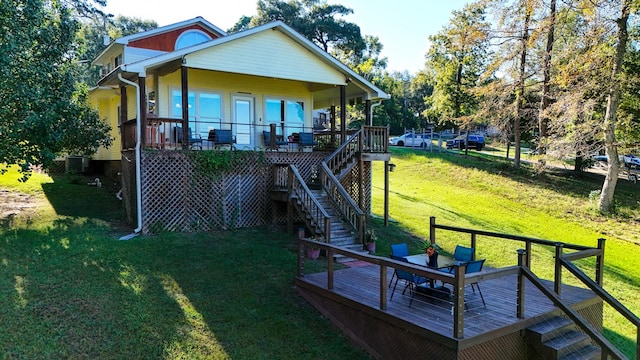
[297,263,601,358]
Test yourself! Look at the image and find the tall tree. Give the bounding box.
[537,0,556,154]
[248,0,364,53]
[599,0,632,212]
[424,2,489,138]
[513,0,534,168]
[0,0,111,179]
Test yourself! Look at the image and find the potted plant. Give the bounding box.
[364,229,377,253]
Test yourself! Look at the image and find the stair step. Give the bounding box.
[558,345,601,360]
[527,316,574,343]
[543,331,591,358]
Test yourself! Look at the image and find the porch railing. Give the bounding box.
[429,216,638,360]
[288,164,332,241]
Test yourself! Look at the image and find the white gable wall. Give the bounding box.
[184,30,347,85]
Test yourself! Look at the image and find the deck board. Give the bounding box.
[299,263,597,340]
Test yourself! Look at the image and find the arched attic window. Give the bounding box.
[175,30,212,50]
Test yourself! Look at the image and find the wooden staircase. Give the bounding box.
[525,316,601,360]
[309,189,368,262]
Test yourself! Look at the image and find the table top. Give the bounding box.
[404,253,461,270]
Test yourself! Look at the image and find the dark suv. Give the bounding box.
[446,134,485,150]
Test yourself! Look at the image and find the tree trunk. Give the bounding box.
[538,0,556,155]
[598,0,630,212]
[514,0,532,169]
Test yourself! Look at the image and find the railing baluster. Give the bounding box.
[517,249,526,319]
[554,242,564,296]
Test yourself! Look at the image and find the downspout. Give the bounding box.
[117,72,143,235]
[369,101,382,126]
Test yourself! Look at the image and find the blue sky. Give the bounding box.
[102,0,466,74]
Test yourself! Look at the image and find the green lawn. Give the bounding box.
[1,149,638,358]
[370,147,639,358]
[0,171,370,359]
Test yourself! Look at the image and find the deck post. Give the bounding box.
[327,247,334,290]
[554,242,564,296]
[181,66,189,149]
[287,168,294,234]
[380,265,387,310]
[139,76,147,148]
[453,263,466,339]
[517,249,526,319]
[470,233,477,261]
[525,240,532,268]
[596,238,606,286]
[297,228,305,278]
[429,216,436,246]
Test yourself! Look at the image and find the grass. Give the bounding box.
[369,147,639,358]
[1,150,638,358]
[0,172,370,359]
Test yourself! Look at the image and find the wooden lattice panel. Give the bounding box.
[138,150,329,234]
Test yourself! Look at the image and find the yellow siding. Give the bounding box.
[89,89,122,161]
[185,30,346,85]
[158,69,313,130]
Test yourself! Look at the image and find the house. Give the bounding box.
[88,17,391,239]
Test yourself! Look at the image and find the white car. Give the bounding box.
[389,133,433,147]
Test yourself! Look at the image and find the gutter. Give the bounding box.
[117,72,143,237]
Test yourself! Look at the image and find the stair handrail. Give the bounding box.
[324,128,362,176]
[559,256,639,359]
[519,265,627,360]
[320,162,365,243]
[288,164,332,242]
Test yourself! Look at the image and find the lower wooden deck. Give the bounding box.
[297,263,601,359]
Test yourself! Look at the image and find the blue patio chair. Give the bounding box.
[388,243,409,287]
[174,126,202,150]
[298,132,317,149]
[263,131,288,151]
[444,259,486,308]
[389,255,428,306]
[211,129,235,149]
[453,245,475,262]
[465,259,486,307]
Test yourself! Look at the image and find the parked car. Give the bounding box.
[446,134,485,150]
[389,132,434,147]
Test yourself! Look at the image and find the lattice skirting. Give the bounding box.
[131,150,369,234]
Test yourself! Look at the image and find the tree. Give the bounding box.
[599,0,632,212]
[0,0,111,179]
[424,2,490,138]
[246,0,364,54]
[537,0,556,154]
[77,15,157,84]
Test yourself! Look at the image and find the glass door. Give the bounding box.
[233,96,254,148]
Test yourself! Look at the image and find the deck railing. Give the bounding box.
[429,216,638,360]
[288,165,332,241]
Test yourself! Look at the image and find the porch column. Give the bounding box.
[330,106,336,147]
[365,99,372,126]
[340,85,346,140]
[181,66,189,149]
[120,86,127,150]
[139,76,147,148]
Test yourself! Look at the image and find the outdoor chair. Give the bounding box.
[174,126,203,150]
[389,255,428,306]
[444,259,487,309]
[209,129,235,149]
[453,245,475,262]
[298,132,317,150]
[263,131,288,151]
[389,243,409,287]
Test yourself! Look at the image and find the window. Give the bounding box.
[171,90,222,137]
[265,98,305,136]
[175,30,212,50]
[114,54,123,67]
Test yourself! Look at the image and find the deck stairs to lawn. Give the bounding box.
[308,189,368,262]
[286,126,389,262]
[525,316,601,360]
